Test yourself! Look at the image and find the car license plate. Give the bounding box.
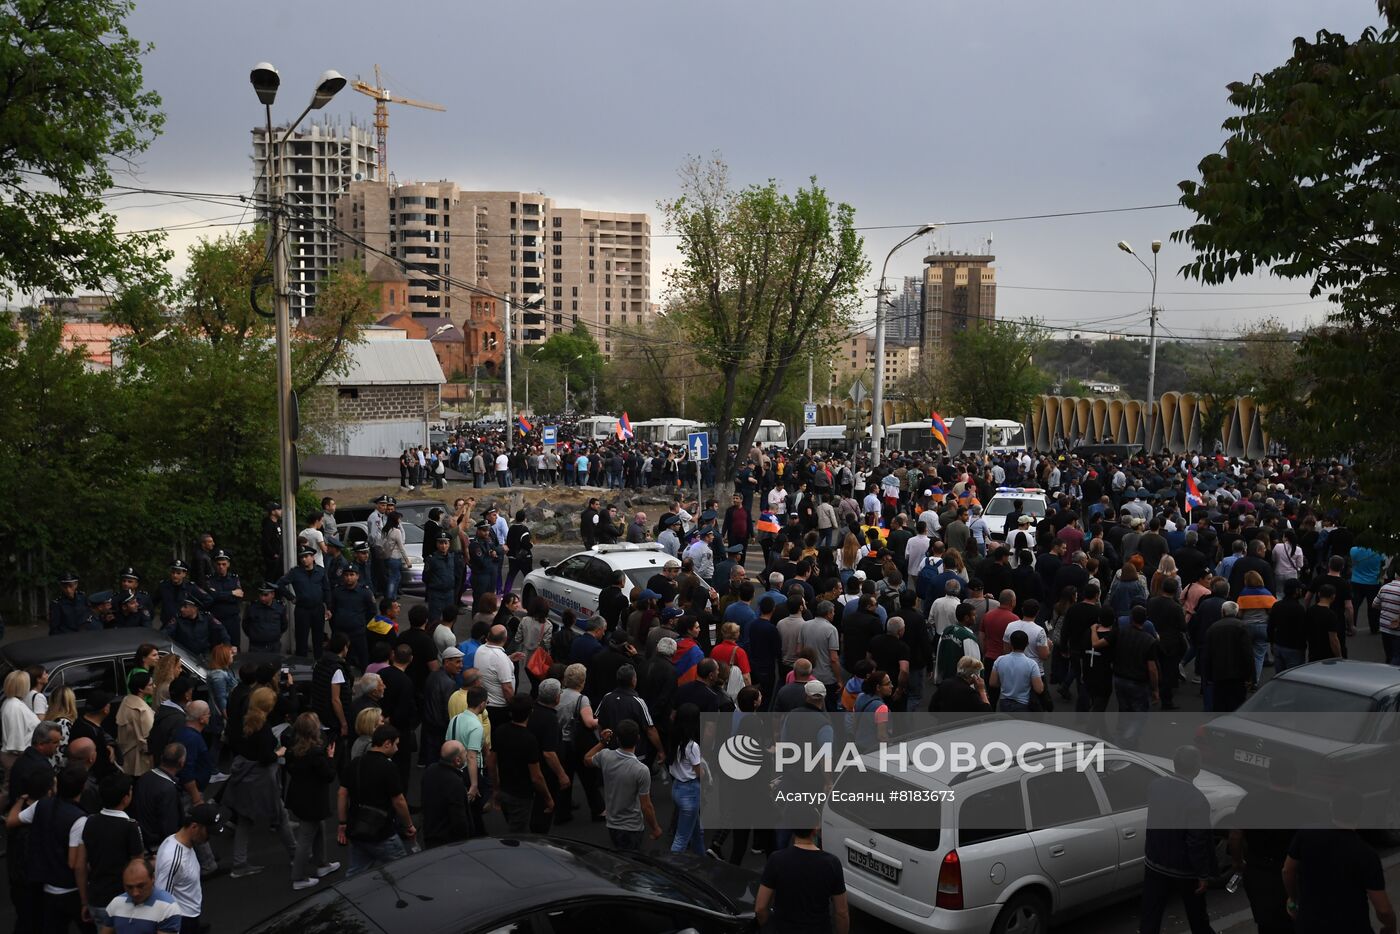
[1234,749,1271,768]
[847,847,901,884]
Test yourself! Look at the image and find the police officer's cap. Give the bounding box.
[699,509,717,522]
[118,589,138,605]
[212,550,231,562]
[118,567,139,582]
[474,520,490,530]
[180,596,200,607]
[298,546,317,558]
[373,494,390,505]
[726,543,745,555]
[88,590,113,606]
[658,514,679,529]
[436,532,452,543]
[324,536,343,549]
[341,565,360,577]
[168,559,189,573]
[352,542,370,553]
[386,495,398,507]
[258,582,278,594]
[265,501,282,513]
[59,571,80,584]
[699,526,716,538]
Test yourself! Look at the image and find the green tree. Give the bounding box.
[1174,2,1396,542]
[602,312,714,420]
[523,320,603,413]
[0,0,169,296]
[663,155,868,481]
[928,319,1051,421]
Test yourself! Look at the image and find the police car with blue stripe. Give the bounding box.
[522,543,675,621]
[984,486,1049,541]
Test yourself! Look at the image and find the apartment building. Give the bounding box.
[334,181,650,359]
[921,252,996,351]
[251,117,378,317]
[886,276,923,343]
[830,334,921,390]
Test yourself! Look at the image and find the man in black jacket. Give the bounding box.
[597,572,630,632]
[1140,746,1216,934]
[129,743,185,856]
[378,644,419,788]
[1147,580,1189,710]
[1203,601,1254,712]
[421,741,471,848]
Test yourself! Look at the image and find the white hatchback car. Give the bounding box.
[982,487,1049,542]
[822,721,1242,934]
[521,543,675,622]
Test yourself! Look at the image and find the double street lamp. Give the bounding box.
[249,63,347,578]
[1117,239,1161,453]
[872,222,939,467]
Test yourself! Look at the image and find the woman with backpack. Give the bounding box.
[850,671,894,752]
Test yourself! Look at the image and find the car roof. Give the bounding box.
[278,837,732,932]
[1273,659,1400,696]
[0,630,173,669]
[865,719,1102,785]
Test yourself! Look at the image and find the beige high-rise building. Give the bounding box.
[334,182,650,359]
[920,252,996,351]
[830,333,920,390]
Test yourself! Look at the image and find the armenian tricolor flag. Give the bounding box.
[930,410,949,447]
[616,411,634,440]
[755,511,781,534]
[516,414,533,434]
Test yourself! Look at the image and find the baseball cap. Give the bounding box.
[804,680,827,698]
[184,803,222,829]
[638,589,662,601]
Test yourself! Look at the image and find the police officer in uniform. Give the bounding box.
[155,560,209,627]
[165,596,229,657]
[48,572,87,635]
[467,520,501,603]
[422,532,463,624]
[243,582,286,653]
[113,590,148,628]
[116,568,154,625]
[323,536,349,589]
[349,541,373,588]
[366,494,393,595]
[277,546,331,658]
[81,591,115,631]
[204,550,245,649]
[328,566,376,670]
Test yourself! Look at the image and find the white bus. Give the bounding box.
[882,421,945,453]
[948,417,1028,456]
[712,418,789,449]
[633,417,704,445]
[572,415,619,441]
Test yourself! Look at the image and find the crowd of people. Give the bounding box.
[18,432,1399,933]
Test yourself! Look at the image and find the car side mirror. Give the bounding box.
[542,564,553,575]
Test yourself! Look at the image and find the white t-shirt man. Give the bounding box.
[475,643,516,708]
[494,453,509,474]
[155,834,202,921]
[1004,619,1050,675]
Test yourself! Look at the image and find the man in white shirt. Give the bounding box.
[155,803,219,930]
[299,510,326,567]
[862,490,881,517]
[494,451,510,488]
[918,501,941,536]
[991,463,1006,485]
[1004,602,1051,676]
[930,579,965,635]
[967,506,990,557]
[474,624,517,730]
[905,523,931,583]
[686,529,716,583]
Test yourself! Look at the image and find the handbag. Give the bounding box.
[347,759,395,841]
[526,644,553,680]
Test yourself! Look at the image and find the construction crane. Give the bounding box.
[351,64,445,180]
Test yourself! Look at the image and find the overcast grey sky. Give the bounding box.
[118,0,1380,337]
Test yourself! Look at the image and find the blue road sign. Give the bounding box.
[542,425,558,445]
[687,431,710,461]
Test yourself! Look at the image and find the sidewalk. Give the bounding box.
[1211,849,1400,933]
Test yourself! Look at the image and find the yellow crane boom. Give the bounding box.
[351,64,446,180]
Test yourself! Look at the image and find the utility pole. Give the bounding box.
[1118,239,1162,452]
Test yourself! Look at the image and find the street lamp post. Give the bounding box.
[502,294,543,450]
[250,63,346,584]
[563,352,583,414]
[872,223,938,467]
[1117,239,1161,452]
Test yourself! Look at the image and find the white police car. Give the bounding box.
[521,543,676,622]
[983,487,1048,541]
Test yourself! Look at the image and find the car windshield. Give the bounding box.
[1239,680,1378,739]
[987,498,1046,517]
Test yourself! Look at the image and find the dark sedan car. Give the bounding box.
[247,836,759,934]
[0,629,313,709]
[1197,658,1400,837]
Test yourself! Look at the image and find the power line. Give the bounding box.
[998,284,1315,297]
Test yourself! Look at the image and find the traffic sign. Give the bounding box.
[848,380,868,404]
[803,403,818,426]
[687,431,710,461]
[542,425,558,446]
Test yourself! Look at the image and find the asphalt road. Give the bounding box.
[0,556,1391,933]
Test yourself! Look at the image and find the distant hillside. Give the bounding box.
[1037,338,1220,398]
